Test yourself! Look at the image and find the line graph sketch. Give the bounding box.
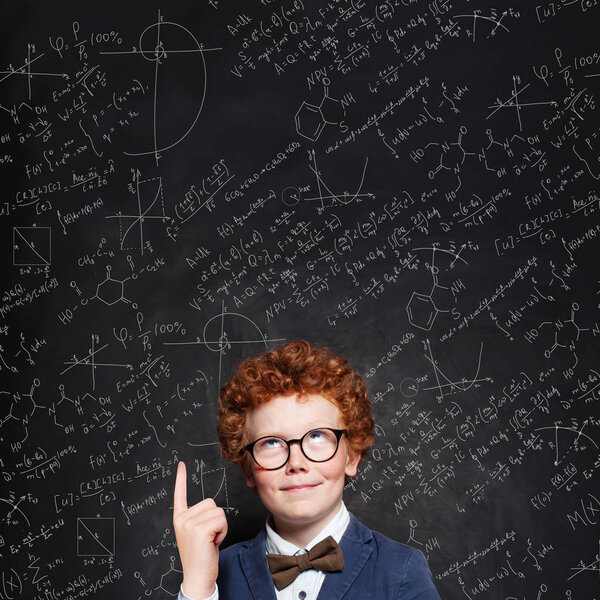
[281,151,374,212]
[99,10,221,165]
[0,44,67,101]
[534,419,598,466]
[163,301,286,399]
[61,334,132,390]
[105,171,169,255]
[487,75,557,131]
[422,339,492,401]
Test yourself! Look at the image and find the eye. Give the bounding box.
[307,429,327,442]
[258,437,286,450]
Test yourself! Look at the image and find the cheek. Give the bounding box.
[252,470,279,492]
[319,455,349,480]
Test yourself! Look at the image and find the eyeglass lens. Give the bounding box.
[252,428,339,469]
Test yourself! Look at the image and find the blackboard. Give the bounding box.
[1,1,599,598]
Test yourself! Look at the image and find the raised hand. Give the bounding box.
[173,461,228,599]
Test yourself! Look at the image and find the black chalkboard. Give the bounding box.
[2,1,599,598]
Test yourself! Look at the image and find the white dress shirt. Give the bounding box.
[178,502,350,600]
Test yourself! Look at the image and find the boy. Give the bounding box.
[173,340,441,599]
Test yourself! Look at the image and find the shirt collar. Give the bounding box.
[265,501,350,555]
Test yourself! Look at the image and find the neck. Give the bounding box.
[271,499,343,548]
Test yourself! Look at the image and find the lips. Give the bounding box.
[281,483,319,492]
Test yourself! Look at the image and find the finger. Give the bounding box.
[173,461,188,514]
[183,497,218,517]
[184,504,225,525]
[184,508,228,543]
[214,521,228,547]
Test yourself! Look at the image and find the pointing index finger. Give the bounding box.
[173,460,188,514]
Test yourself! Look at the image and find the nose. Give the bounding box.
[285,440,308,472]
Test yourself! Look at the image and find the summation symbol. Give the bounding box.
[99,9,221,165]
[105,171,169,255]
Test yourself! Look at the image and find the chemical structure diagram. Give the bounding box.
[406,246,467,331]
[525,302,599,378]
[92,266,137,308]
[58,264,138,326]
[415,125,476,187]
[294,77,348,141]
[134,555,182,597]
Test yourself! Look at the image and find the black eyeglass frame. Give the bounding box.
[242,427,347,470]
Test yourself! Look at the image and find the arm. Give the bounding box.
[173,461,228,600]
[178,582,219,600]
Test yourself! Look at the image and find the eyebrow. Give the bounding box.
[251,423,338,439]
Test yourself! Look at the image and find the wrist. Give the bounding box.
[182,579,216,600]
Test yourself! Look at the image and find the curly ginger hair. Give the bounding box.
[217,340,374,472]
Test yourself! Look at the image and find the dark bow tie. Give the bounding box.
[266,535,344,591]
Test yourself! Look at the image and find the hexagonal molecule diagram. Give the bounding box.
[407,291,439,331]
[93,266,135,307]
[406,247,466,331]
[158,556,184,596]
[295,77,346,141]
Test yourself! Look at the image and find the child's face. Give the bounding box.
[243,393,360,537]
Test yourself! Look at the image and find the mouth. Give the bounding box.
[281,484,319,492]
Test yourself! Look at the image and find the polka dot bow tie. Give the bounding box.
[266,535,345,591]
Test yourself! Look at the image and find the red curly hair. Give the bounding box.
[217,340,374,473]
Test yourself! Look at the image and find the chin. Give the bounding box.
[277,500,332,520]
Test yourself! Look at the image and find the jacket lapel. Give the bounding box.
[239,528,278,600]
[316,513,374,600]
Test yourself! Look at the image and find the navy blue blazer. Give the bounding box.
[216,512,441,600]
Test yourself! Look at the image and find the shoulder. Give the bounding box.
[218,526,266,568]
[347,514,440,600]
[347,511,420,560]
[365,522,428,574]
[219,537,255,565]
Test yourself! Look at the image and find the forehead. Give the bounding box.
[246,393,342,438]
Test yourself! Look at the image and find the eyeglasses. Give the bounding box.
[242,427,347,470]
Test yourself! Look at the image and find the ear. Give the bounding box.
[344,448,361,478]
[242,463,256,488]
